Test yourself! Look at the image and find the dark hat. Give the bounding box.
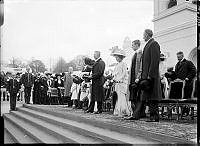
[55,73,62,78]
[129,82,138,92]
[45,71,52,76]
[16,72,21,76]
[72,75,83,84]
[138,78,153,91]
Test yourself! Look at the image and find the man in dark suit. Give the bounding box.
[125,40,146,120]
[86,51,105,114]
[6,73,21,111]
[174,51,196,98]
[141,29,162,122]
[20,67,34,104]
[174,51,196,116]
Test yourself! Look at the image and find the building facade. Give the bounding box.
[153,0,197,68]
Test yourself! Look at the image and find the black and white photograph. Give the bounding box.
[0,0,198,144]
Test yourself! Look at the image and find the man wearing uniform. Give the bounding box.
[20,67,34,104]
[6,73,21,111]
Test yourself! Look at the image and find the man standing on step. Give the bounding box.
[86,51,105,114]
[6,72,21,111]
[140,29,162,122]
[20,66,34,104]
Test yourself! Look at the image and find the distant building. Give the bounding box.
[122,36,134,68]
[153,0,197,68]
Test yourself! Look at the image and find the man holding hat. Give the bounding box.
[86,51,105,114]
[141,29,162,122]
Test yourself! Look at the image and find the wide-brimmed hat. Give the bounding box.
[110,47,126,57]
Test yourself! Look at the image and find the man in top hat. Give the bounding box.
[6,72,21,111]
[20,66,34,104]
[86,51,105,114]
[141,29,162,122]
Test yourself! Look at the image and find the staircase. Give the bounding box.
[3,104,192,144]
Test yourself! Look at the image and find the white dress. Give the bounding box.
[113,61,131,117]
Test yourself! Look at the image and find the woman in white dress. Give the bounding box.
[111,47,131,117]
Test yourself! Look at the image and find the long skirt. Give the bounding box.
[113,83,131,117]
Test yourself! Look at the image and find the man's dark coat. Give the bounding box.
[91,58,105,102]
[141,38,162,101]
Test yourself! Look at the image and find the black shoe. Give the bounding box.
[85,110,93,113]
[146,119,159,122]
[124,116,139,120]
[94,111,102,114]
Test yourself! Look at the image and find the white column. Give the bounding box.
[154,0,159,16]
[159,0,169,13]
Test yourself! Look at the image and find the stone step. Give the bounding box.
[4,113,62,143]
[4,128,17,143]
[4,115,37,143]
[22,104,191,144]
[11,110,111,143]
[17,107,147,144]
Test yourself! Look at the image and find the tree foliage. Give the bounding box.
[29,59,47,73]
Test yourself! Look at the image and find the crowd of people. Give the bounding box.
[1,29,197,122]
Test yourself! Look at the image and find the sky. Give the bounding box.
[1,0,153,70]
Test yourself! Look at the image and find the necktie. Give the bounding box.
[28,73,29,83]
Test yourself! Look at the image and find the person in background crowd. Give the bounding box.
[86,51,105,114]
[141,29,162,122]
[1,71,7,101]
[16,72,21,101]
[33,73,41,104]
[5,72,12,101]
[54,73,64,104]
[20,66,34,104]
[174,51,196,98]
[111,47,130,117]
[70,72,83,108]
[125,39,146,120]
[6,72,21,111]
[174,51,196,116]
[159,53,169,99]
[64,67,74,107]
[45,72,54,104]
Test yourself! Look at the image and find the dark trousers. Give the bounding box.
[24,87,32,104]
[88,101,102,112]
[10,93,17,110]
[132,101,146,118]
[148,100,159,120]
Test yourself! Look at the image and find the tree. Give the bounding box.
[8,57,24,68]
[53,57,67,73]
[29,59,47,73]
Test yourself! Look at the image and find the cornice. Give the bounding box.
[154,20,196,38]
[153,2,197,22]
